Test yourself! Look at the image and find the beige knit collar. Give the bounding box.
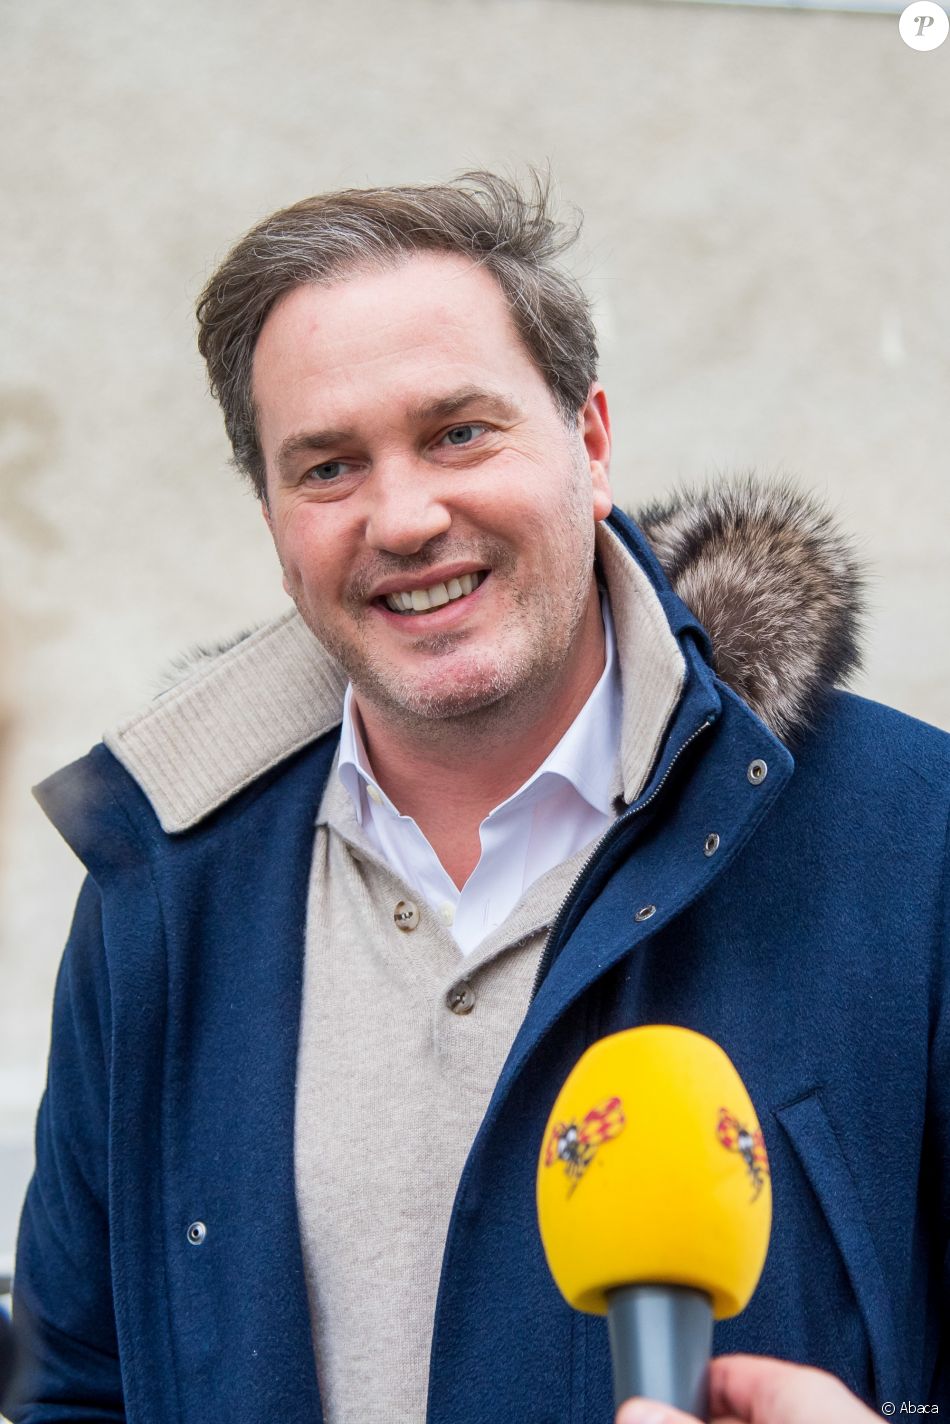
[104,522,686,834]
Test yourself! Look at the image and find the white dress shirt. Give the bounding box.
[337,593,623,954]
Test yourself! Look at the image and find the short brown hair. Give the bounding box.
[195,170,599,499]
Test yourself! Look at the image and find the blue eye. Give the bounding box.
[442,424,484,446]
[308,461,346,481]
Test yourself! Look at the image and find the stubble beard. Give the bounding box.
[294,479,600,747]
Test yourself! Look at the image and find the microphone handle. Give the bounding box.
[606,1284,713,1421]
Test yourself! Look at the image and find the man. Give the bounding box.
[11,173,949,1422]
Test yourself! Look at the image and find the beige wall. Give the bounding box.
[1,0,948,1176]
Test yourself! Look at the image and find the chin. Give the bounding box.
[370,656,526,724]
[388,680,510,723]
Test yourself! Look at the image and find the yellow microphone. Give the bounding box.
[536,1025,771,1419]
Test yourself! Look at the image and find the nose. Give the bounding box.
[363,456,452,555]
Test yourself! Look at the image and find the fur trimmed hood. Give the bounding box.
[159,477,866,746]
[634,477,865,742]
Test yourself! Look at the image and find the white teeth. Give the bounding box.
[384,571,485,614]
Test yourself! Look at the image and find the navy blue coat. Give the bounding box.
[10,507,950,1421]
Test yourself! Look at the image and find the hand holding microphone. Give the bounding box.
[616,1354,879,1424]
[536,1025,772,1421]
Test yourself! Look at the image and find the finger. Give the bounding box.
[615,1403,745,1424]
[615,1398,703,1424]
[709,1354,875,1423]
[709,1353,793,1419]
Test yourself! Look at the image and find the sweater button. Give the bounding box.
[394,900,420,931]
[747,758,768,784]
[186,1221,207,1246]
[447,981,476,1015]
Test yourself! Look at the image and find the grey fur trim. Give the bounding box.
[153,628,257,695]
[633,476,866,742]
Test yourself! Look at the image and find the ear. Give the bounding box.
[260,499,292,598]
[581,385,613,521]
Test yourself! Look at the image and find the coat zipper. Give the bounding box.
[528,716,716,1003]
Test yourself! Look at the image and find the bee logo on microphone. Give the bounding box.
[717,1108,770,1201]
[544,1096,626,1195]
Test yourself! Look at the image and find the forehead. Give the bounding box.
[251,252,551,438]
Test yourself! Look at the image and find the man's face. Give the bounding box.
[255,252,613,733]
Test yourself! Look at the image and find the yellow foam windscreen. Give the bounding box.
[536,1025,771,1319]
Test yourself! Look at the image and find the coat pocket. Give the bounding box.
[774,1090,902,1403]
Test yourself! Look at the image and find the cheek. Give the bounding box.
[290,556,337,607]
[273,515,337,594]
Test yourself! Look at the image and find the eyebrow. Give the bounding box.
[408,387,522,425]
[273,386,523,480]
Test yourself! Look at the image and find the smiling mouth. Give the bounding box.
[381,570,489,615]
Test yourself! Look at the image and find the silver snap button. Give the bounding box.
[634,904,656,922]
[187,1221,207,1246]
[394,899,420,931]
[704,833,720,857]
[747,759,768,785]
[447,981,475,1015]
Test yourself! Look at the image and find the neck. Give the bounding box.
[352,586,607,887]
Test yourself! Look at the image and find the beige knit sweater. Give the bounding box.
[296,768,594,1421]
